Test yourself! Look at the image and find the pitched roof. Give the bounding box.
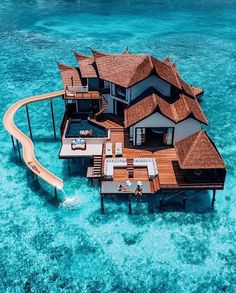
[62,49,201,97]
[57,63,82,86]
[174,130,225,169]
[73,51,97,78]
[192,86,204,97]
[124,89,207,128]
[93,52,152,88]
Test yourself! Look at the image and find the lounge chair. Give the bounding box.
[115,142,122,157]
[105,142,112,157]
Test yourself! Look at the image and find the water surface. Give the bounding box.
[0,0,236,292]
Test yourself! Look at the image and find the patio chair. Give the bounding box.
[105,142,112,157]
[115,142,122,157]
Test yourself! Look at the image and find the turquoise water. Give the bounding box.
[1,0,236,291]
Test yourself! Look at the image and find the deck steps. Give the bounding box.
[127,158,134,178]
[92,155,102,177]
[94,98,108,118]
[152,177,161,192]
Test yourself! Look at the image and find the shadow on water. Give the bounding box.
[32,137,61,143]
[25,169,61,207]
[99,189,215,220]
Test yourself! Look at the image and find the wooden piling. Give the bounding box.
[50,98,56,139]
[183,196,186,210]
[54,187,58,198]
[67,159,71,173]
[128,194,132,214]
[26,104,33,141]
[211,189,216,208]
[101,194,104,214]
[16,139,21,160]
[11,135,16,149]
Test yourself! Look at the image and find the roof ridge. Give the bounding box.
[73,51,91,61]
[128,55,152,86]
[182,130,203,165]
[171,61,182,89]
[90,48,110,59]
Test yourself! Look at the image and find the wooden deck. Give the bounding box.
[90,115,224,192]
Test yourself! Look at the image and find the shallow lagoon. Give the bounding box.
[0,0,236,291]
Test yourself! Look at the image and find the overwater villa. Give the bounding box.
[4,48,226,213]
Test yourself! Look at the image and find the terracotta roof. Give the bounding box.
[57,63,82,86]
[94,53,153,88]
[122,48,132,55]
[73,51,97,78]
[60,49,200,98]
[151,57,181,89]
[163,56,171,64]
[174,131,225,169]
[192,86,204,97]
[124,90,207,128]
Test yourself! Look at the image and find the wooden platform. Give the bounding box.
[89,116,224,192]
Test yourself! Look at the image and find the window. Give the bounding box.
[135,127,174,146]
[88,78,99,90]
[111,83,126,100]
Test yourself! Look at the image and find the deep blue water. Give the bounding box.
[0,0,236,292]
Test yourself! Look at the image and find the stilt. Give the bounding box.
[26,104,33,140]
[50,99,56,139]
[211,190,216,208]
[159,192,163,210]
[128,194,132,214]
[11,135,16,149]
[183,196,186,210]
[54,187,58,198]
[101,194,104,214]
[16,139,21,160]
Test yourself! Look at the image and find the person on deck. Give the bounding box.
[117,184,128,192]
[135,184,143,200]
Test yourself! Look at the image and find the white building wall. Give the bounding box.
[128,75,171,102]
[131,112,201,144]
[174,118,201,143]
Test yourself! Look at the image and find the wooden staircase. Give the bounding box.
[152,177,161,192]
[93,155,102,177]
[127,158,134,178]
[94,97,108,118]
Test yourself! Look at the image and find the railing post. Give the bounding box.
[50,98,56,139]
[26,104,33,141]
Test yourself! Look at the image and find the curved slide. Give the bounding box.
[3,90,64,190]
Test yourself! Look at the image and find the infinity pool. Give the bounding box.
[65,119,108,138]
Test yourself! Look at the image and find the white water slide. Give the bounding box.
[3,90,64,190]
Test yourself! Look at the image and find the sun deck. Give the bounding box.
[90,116,225,192]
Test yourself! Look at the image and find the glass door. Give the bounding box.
[135,128,146,146]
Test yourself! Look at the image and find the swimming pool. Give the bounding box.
[65,119,108,138]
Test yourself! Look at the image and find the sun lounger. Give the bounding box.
[105,142,112,157]
[115,142,122,157]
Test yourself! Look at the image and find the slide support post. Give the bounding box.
[50,98,56,139]
[26,104,33,141]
